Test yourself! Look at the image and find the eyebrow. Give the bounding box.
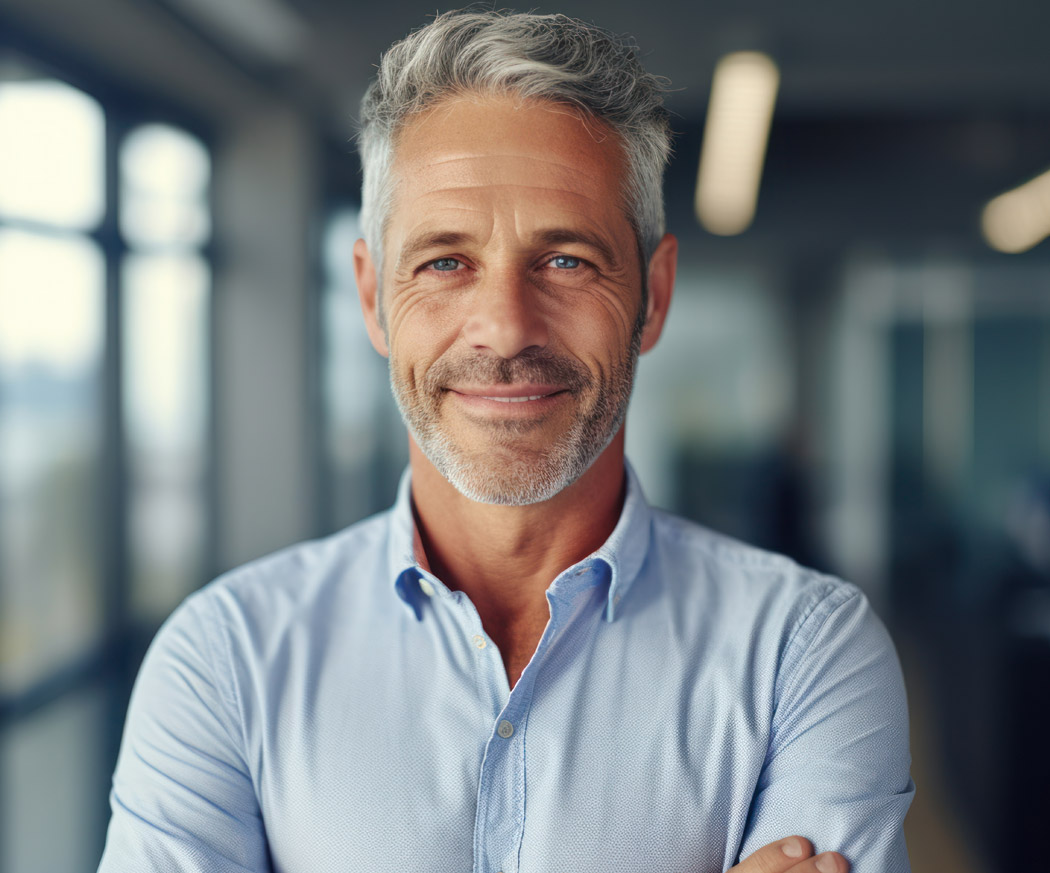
[530,228,620,269]
[396,231,478,271]
[396,227,621,271]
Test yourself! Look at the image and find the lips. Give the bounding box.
[443,385,569,417]
[476,393,555,403]
[447,384,566,400]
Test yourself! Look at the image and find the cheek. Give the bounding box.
[554,289,638,362]
[387,292,464,381]
[387,276,472,335]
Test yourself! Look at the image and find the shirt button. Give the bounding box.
[472,634,487,649]
[497,720,514,738]
[418,578,435,597]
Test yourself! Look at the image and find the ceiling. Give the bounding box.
[246,0,1050,254]
[275,0,1050,135]
[4,0,1050,134]
[2,0,1048,254]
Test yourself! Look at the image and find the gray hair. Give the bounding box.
[357,9,672,289]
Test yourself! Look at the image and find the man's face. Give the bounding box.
[371,94,648,505]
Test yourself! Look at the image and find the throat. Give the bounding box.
[483,609,551,691]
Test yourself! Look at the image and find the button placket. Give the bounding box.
[474,703,526,873]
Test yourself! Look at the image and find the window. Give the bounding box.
[0,69,107,696]
[0,46,214,871]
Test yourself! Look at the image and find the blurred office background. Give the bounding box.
[1,0,1048,871]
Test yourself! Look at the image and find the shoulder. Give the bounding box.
[647,507,857,627]
[639,508,892,693]
[179,508,396,646]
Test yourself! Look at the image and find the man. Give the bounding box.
[98,10,913,873]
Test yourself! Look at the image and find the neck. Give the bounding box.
[409,432,627,623]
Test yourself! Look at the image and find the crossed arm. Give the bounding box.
[97,584,911,871]
[732,837,849,873]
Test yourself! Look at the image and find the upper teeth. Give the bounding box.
[482,394,547,402]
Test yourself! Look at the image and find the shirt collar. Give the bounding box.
[388,466,423,617]
[387,460,653,623]
[593,460,653,622]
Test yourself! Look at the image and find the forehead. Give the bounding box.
[387,94,630,236]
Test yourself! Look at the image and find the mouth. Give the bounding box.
[447,383,567,399]
[444,385,570,416]
[468,392,563,403]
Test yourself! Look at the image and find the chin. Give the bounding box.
[426,427,616,506]
[446,468,573,505]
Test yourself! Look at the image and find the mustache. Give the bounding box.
[424,348,591,393]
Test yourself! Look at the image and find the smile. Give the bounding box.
[444,387,569,416]
[446,384,567,401]
[479,394,552,403]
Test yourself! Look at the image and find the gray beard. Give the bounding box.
[390,343,639,506]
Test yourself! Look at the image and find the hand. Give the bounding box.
[728,836,849,873]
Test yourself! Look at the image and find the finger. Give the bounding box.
[732,836,814,872]
[786,851,851,873]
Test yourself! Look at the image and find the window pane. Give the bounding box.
[0,63,104,229]
[0,687,107,872]
[321,209,406,528]
[121,124,210,249]
[123,253,209,619]
[0,230,105,693]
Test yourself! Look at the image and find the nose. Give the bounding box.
[461,270,549,359]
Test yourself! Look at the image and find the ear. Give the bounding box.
[353,238,390,357]
[639,233,677,354]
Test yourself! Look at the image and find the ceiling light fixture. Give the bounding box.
[981,168,1050,254]
[695,51,780,237]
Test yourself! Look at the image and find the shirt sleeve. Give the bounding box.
[735,585,915,873]
[97,591,271,872]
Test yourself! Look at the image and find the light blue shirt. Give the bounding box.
[99,463,913,872]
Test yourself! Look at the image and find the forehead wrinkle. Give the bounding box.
[404,202,493,217]
[411,183,613,209]
[408,152,610,180]
[397,206,493,241]
[404,205,619,245]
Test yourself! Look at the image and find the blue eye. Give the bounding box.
[551,255,581,269]
[430,258,462,271]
